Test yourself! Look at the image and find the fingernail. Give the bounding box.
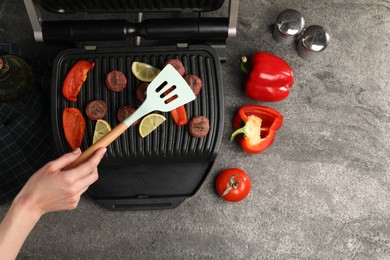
[72,148,81,154]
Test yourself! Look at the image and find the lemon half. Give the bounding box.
[93,119,112,144]
[131,62,160,82]
[139,113,166,138]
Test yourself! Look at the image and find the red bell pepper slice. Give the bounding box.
[230,105,283,154]
[170,105,188,126]
[62,60,95,102]
[165,87,188,126]
[62,107,86,150]
[241,52,294,102]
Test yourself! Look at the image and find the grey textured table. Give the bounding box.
[1,0,389,259]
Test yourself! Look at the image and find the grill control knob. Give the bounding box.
[273,9,305,45]
[297,25,330,61]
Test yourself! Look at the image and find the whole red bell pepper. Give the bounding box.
[241,52,294,102]
[230,104,283,154]
[62,60,95,102]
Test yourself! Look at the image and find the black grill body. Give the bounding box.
[51,45,224,210]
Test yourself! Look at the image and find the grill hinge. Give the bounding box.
[84,45,97,51]
[23,0,43,41]
[176,43,189,49]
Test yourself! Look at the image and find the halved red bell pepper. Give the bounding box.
[230,105,283,154]
[241,52,294,102]
[63,107,86,150]
[62,60,95,102]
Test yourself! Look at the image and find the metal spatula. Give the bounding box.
[64,64,196,170]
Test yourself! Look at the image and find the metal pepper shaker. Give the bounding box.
[297,25,330,61]
[273,9,305,45]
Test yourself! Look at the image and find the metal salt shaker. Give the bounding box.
[297,25,330,61]
[273,9,305,45]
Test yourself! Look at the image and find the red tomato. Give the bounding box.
[215,168,251,202]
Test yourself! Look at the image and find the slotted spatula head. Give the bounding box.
[123,64,196,127]
[144,64,196,111]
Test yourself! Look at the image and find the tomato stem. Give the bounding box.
[221,175,240,197]
[221,186,233,197]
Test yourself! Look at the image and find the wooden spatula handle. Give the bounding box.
[63,122,129,170]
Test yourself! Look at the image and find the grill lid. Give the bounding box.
[41,18,229,43]
[37,0,225,13]
[25,0,239,44]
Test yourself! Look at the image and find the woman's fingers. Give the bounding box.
[56,185,89,211]
[76,169,99,193]
[61,148,105,193]
[77,186,89,196]
[49,148,83,171]
[63,147,106,180]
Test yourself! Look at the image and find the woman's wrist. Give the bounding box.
[12,193,43,223]
[0,192,42,259]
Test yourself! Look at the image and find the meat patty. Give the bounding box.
[163,59,185,76]
[85,100,108,120]
[188,116,210,138]
[106,70,127,92]
[184,74,203,96]
[117,105,138,125]
[136,82,149,103]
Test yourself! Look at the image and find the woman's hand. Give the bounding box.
[16,147,106,217]
[0,147,106,260]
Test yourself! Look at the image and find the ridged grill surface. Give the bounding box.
[52,45,223,165]
[39,0,225,13]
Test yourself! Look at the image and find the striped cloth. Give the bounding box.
[0,42,58,204]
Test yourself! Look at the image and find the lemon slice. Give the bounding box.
[93,119,112,144]
[139,113,166,138]
[131,62,160,82]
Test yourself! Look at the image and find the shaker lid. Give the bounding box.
[275,9,305,37]
[300,25,330,52]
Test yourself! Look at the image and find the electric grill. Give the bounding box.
[24,0,239,210]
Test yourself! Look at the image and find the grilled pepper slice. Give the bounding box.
[241,52,294,102]
[170,105,188,126]
[230,105,283,154]
[165,87,188,126]
[62,60,95,102]
[63,107,86,150]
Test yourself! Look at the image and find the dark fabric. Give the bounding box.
[0,42,58,204]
